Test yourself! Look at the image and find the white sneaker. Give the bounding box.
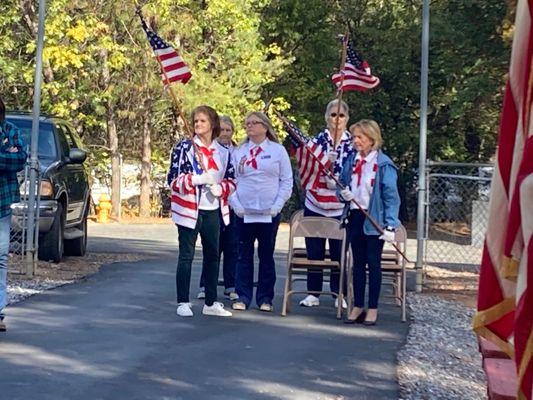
[232,301,246,311]
[299,295,320,307]
[335,298,348,309]
[176,302,193,317]
[224,288,239,301]
[197,289,205,299]
[203,302,232,317]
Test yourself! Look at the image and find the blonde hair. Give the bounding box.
[324,99,350,124]
[349,119,383,150]
[244,112,279,143]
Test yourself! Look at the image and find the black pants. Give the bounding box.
[303,206,342,296]
[347,210,385,309]
[200,210,237,290]
[176,209,220,306]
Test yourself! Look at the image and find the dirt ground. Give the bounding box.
[424,268,479,308]
[9,252,149,283]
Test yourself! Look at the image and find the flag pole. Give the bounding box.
[332,31,349,149]
[136,7,204,166]
[277,111,411,264]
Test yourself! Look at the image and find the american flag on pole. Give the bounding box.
[473,0,532,398]
[282,118,329,190]
[139,13,192,86]
[332,40,379,92]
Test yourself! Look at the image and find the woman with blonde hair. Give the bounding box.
[229,112,293,311]
[338,119,400,325]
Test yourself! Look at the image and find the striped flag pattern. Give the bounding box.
[473,1,532,398]
[139,14,192,86]
[332,40,379,92]
[282,119,328,190]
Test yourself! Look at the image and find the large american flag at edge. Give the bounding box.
[139,14,192,86]
[282,118,329,190]
[472,1,532,398]
[332,40,379,92]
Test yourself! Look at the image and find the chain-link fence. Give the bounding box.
[8,164,39,275]
[424,162,493,272]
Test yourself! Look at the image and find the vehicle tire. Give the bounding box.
[64,216,87,257]
[38,203,65,263]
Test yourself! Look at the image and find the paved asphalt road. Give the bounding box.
[0,222,409,400]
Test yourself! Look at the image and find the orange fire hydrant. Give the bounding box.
[96,193,112,223]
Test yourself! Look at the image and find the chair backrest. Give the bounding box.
[394,224,407,244]
[289,209,304,225]
[382,224,408,266]
[291,216,346,242]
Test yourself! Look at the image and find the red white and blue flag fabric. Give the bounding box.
[472,0,532,398]
[282,119,328,190]
[139,13,192,86]
[332,40,379,92]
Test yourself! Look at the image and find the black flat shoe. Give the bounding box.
[363,318,377,326]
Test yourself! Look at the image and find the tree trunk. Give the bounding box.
[100,48,121,219]
[109,110,121,220]
[139,108,152,218]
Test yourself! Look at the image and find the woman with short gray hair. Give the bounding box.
[299,99,354,309]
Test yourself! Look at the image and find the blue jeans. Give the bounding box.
[303,207,342,297]
[0,214,11,320]
[235,214,281,307]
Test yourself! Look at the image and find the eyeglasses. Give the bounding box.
[245,120,265,128]
[330,113,346,118]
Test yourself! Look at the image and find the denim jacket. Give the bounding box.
[338,150,400,235]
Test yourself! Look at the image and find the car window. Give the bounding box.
[62,124,79,149]
[55,124,71,158]
[5,118,57,158]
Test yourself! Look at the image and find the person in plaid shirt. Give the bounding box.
[0,97,27,332]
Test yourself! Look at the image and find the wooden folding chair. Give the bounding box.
[281,211,347,319]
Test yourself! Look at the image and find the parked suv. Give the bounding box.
[6,113,90,262]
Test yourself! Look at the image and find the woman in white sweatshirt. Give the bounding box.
[229,112,293,312]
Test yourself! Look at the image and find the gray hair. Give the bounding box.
[219,115,235,132]
[324,99,350,124]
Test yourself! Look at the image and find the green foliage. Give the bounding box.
[0,0,514,220]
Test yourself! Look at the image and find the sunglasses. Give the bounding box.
[330,113,346,118]
[245,120,265,128]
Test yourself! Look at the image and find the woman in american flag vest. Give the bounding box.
[338,119,400,325]
[167,106,236,318]
[197,115,239,302]
[299,99,353,309]
[229,112,293,312]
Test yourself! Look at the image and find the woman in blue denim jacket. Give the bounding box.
[337,119,400,325]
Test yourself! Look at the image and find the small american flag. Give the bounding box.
[282,118,328,190]
[332,40,379,92]
[139,13,192,86]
